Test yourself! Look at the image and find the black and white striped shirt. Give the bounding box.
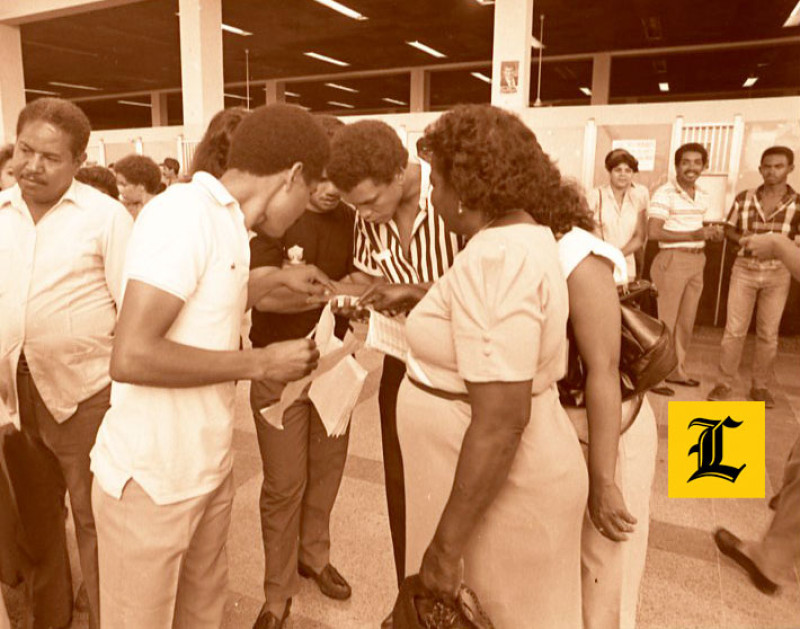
[353,163,461,284]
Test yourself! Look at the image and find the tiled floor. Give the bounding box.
[3,327,799,628]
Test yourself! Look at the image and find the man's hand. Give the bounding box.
[279,265,336,297]
[251,339,319,383]
[740,233,779,260]
[702,224,724,242]
[358,284,423,314]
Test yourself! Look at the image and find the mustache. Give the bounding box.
[20,173,45,184]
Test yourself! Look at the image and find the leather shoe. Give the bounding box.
[650,385,675,396]
[666,377,700,387]
[714,528,779,595]
[252,599,291,629]
[298,562,352,600]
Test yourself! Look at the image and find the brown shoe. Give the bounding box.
[252,599,291,629]
[749,387,775,409]
[298,562,352,600]
[714,528,779,595]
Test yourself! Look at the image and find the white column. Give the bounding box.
[590,53,611,105]
[150,91,169,126]
[178,0,224,137]
[491,0,533,110]
[265,80,285,105]
[581,118,597,191]
[0,24,25,144]
[409,68,430,113]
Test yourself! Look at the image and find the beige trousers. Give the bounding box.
[92,473,234,628]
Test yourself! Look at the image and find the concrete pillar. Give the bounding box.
[0,24,25,144]
[178,0,224,137]
[265,80,285,105]
[590,53,611,105]
[409,68,430,113]
[150,91,169,126]
[491,0,533,110]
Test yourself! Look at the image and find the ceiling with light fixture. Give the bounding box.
[15,0,800,130]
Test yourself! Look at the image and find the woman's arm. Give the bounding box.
[420,380,532,596]
[568,254,635,541]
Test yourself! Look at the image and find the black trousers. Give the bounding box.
[378,355,407,587]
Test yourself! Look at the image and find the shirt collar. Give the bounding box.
[754,183,799,204]
[672,179,706,198]
[0,179,80,218]
[192,171,238,209]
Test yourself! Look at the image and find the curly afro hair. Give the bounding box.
[114,154,162,194]
[17,97,91,158]
[227,104,329,183]
[422,104,593,236]
[76,165,120,200]
[190,107,250,178]
[326,120,408,192]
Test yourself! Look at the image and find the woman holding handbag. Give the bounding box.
[396,105,588,628]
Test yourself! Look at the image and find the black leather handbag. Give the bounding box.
[558,280,677,435]
[391,575,494,629]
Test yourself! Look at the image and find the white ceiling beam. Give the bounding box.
[0,0,146,25]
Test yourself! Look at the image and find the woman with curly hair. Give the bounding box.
[396,104,587,627]
[189,106,250,178]
[0,144,15,190]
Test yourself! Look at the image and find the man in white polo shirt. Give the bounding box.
[648,142,723,389]
[90,104,330,627]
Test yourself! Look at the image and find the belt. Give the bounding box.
[407,376,470,403]
[663,246,705,254]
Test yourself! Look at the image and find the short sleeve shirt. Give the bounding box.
[648,181,711,249]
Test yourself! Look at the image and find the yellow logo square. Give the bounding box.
[668,401,765,498]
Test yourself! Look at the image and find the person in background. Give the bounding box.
[706,146,800,408]
[648,142,723,392]
[190,107,250,178]
[159,157,180,187]
[326,120,461,599]
[0,97,133,629]
[76,165,120,200]
[0,145,15,190]
[397,104,587,628]
[89,104,328,627]
[248,115,357,629]
[588,148,649,280]
[113,154,162,219]
[715,228,800,596]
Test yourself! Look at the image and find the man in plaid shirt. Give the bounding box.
[707,146,800,407]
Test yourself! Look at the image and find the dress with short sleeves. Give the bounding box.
[396,223,588,629]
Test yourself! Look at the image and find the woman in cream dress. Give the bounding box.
[395,105,588,628]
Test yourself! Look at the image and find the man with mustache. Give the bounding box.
[648,142,723,390]
[707,147,800,407]
[0,98,133,629]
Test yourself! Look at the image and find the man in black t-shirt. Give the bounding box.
[249,122,360,627]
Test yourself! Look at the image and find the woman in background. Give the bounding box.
[397,104,587,627]
[588,149,649,280]
[190,107,250,178]
[0,145,15,190]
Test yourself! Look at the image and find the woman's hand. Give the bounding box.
[588,481,636,542]
[358,283,422,314]
[419,541,463,601]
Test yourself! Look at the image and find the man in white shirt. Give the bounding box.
[0,98,133,629]
[648,142,723,389]
[89,104,329,628]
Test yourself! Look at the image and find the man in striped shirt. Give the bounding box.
[648,142,723,392]
[327,120,460,591]
[707,146,800,408]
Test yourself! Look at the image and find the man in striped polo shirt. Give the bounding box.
[707,146,800,408]
[648,142,724,390]
[327,121,460,593]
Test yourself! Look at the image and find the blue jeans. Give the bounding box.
[717,259,792,389]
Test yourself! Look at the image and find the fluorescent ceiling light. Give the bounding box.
[118,100,151,108]
[531,36,545,49]
[658,82,670,92]
[579,86,592,96]
[471,72,492,84]
[406,40,447,59]
[475,0,495,5]
[224,93,251,100]
[304,51,350,67]
[743,77,759,88]
[327,101,354,109]
[783,1,800,26]
[221,23,253,36]
[25,88,60,95]
[325,82,359,93]
[382,98,407,105]
[313,0,368,21]
[284,90,300,97]
[49,81,101,91]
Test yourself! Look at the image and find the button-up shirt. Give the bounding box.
[0,180,133,427]
[589,183,649,278]
[649,180,711,249]
[726,184,800,270]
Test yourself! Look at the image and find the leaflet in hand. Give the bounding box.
[365,310,408,362]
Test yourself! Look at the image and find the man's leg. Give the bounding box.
[672,252,706,381]
[651,250,692,380]
[173,473,235,629]
[751,267,792,390]
[252,385,309,616]
[378,355,407,587]
[299,406,350,573]
[717,263,757,388]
